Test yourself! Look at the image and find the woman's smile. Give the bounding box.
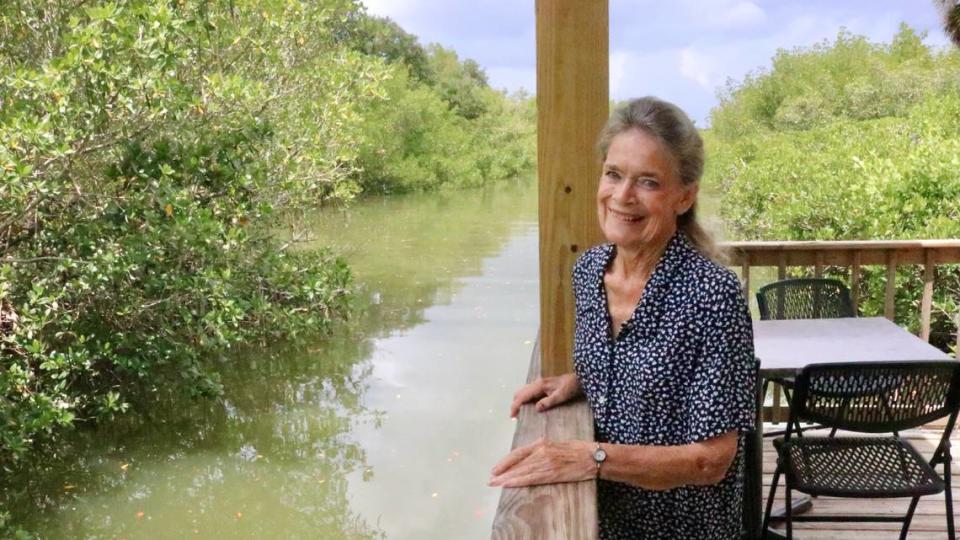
[608,207,645,223]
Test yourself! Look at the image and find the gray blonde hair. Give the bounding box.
[596,96,725,263]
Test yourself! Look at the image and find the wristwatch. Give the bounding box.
[593,443,607,478]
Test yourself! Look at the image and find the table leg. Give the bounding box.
[743,374,764,539]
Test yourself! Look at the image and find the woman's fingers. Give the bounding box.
[490,438,542,476]
[489,439,594,488]
[510,379,545,418]
[535,391,558,412]
[535,374,578,412]
[491,470,549,488]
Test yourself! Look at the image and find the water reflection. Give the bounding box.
[2,178,539,539]
[3,333,383,539]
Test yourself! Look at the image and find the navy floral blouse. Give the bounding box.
[572,231,757,540]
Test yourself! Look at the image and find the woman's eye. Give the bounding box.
[638,178,659,189]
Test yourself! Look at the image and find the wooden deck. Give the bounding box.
[760,424,959,539]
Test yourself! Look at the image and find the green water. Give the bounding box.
[4,179,539,539]
[4,179,734,539]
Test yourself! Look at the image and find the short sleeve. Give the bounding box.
[684,274,757,442]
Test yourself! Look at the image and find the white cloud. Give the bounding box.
[679,47,714,89]
[610,50,631,96]
[716,1,767,28]
[361,0,419,20]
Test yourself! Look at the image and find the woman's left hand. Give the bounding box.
[488,438,595,488]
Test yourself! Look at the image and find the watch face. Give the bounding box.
[594,448,607,463]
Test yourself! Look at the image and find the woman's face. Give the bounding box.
[597,128,698,252]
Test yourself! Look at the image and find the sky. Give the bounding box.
[361,0,952,125]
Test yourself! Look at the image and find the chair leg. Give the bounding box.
[761,378,771,420]
[945,456,955,540]
[899,497,920,540]
[761,466,782,536]
[784,483,793,540]
[780,386,802,438]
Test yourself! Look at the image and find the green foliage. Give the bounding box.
[711,25,957,137]
[708,25,960,349]
[0,0,373,468]
[0,0,534,476]
[333,11,535,194]
[355,65,535,193]
[337,13,432,82]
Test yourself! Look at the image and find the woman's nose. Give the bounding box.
[613,178,634,203]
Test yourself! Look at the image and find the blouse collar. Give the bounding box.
[591,231,696,325]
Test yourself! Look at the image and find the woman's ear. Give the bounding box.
[677,183,699,216]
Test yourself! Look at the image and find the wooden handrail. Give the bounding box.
[491,337,597,540]
[725,239,960,422]
[725,239,960,340]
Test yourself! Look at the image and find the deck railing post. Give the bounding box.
[921,249,934,342]
[537,0,608,377]
[851,250,861,314]
[885,250,897,321]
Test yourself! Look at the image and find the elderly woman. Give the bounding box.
[489,97,756,539]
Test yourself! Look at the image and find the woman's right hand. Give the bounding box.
[509,373,582,418]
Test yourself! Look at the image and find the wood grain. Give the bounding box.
[921,249,934,341]
[537,0,608,377]
[724,240,960,267]
[491,337,598,540]
[884,250,897,321]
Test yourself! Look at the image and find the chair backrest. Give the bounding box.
[756,278,855,320]
[791,361,960,433]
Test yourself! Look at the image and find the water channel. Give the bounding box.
[6,178,728,539]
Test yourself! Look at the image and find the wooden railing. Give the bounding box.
[727,239,960,422]
[727,239,960,340]
[492,240,960,538]
[491,338,597,539]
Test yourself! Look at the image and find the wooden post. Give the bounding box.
[741,255,750,300]
[884,250,897,321]
[537,0,608,377]
[920,249,934,342]
[850,250,861,315]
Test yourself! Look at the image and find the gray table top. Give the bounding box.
[753,317,952,376]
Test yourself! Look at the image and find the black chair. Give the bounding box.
[761,361,960,540]
[756,278,856,321]
[757,278,856,437]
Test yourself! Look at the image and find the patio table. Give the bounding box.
[743,317,952,539]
